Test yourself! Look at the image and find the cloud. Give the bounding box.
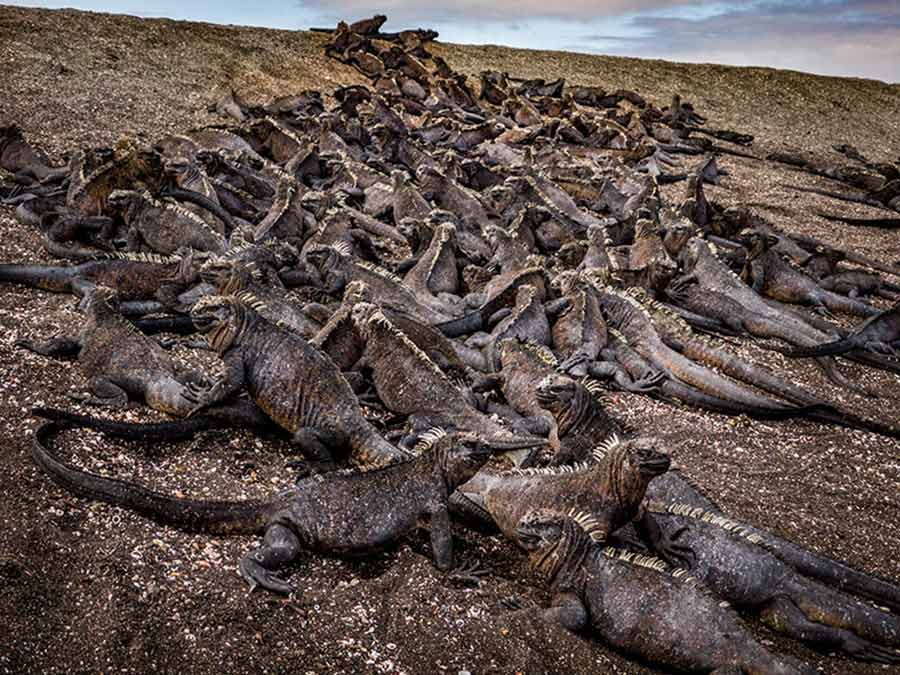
[299,0,704,24]
[595,0,900,81]
[299,0,900,81]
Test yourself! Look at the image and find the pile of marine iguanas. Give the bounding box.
[2,14,900,673]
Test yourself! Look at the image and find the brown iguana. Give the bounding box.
[184,294,409,471]
[107,189,226,255]
[739,229,879,318]
[611,501,900,662]
[33,422,496,595]
[16,287,200,416]
[514,509,814,674]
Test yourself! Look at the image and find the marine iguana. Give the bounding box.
[107,189,226,255]
[590,281,823,418]
[184,294,409,471]
[16,287,199,416]
[779,300,900,358]
[739,229,879,318]
[612,501,900,662]
[643,470,900,615]
[456,434,693,569]
[199,257,321,338]
[514,509,814,674]
[32,422,496,594]
[0,251,197,302]
[349,302,544,450]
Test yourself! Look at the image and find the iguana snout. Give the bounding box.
[515,509,564,553]
[626,436,671,477]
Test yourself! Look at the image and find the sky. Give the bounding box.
[7,1,900,83]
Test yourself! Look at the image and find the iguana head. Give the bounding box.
[343,280,372,307]
[190,294,256,353]
[106,188,142,213]
[535,373,590,411]
[660,218,695,258]
[163,156,193,178]
[516,509,599,581]
[425,430,494,489]
[349,301,382,336]
[738,228,778,258]
[80,285,121,315]
[306,244,350,295]
[600,436,670,511]
[198,258,260,295]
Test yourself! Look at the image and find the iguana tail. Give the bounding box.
[32,401,280,442]
[32,422,272,535]
[32,407,218,442]
[0,263,75,293]
[777,337,860,358]
[757,529,900,613]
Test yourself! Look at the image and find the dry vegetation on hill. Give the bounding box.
[1,6,899,674]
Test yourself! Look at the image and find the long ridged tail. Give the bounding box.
[757,530,900,614]
[32,407,218,442]
[32,422,271,535]
[32,402,280,441]
[779,337,859,358]
[0,264,74,292]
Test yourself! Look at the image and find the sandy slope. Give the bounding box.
[1,6,899,674]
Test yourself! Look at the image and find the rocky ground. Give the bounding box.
[1,6,899,674]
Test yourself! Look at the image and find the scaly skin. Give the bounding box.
[32,422,495,595]
[739,229,879,318]
[186,294,409,470]
[483,284,551,371]
[781,301,900,358]
[550,271,609,376]
[16,287,198,416]
[457,435,693,569]
[675,238,870,392]
[108,189,226,255]
[199,258,322,338]
[616,502,900,662]
[629,286,900,438]
[350,303,542,448]
[516,510,812,675]
[644,471,900,614]
[590,282,813,416]
[402,222,459,296]
[534,374,623,466]
[307,244,458,324]
[0,252,188,301]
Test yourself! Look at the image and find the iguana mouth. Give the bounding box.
[637,454,671,477]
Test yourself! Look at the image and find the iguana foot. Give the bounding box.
[625,369,666,393]
[557,352,589,377]
[239,557,293,595]
[499,595,530,610]
[841,634,900,664]
[286,458,336,481]
[655,525,697,570]
[447,559,491,588]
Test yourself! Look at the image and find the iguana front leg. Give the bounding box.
[239,524,301,595]
[533,592,588,632]
[16,336,81,358]
[185,349,244,416]
[634,508,695,569]
[429,503,454,571]
[69,376,129,408]
[587,359,664,394]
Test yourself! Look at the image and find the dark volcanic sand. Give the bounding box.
[1,6,899,674]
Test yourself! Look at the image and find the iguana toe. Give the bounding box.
[239,558,293,595]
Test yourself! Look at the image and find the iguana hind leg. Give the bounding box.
[16,336,81,358]
[70,377,129,408]
[291,427,339,473]
[759,595,900,664]
[239,524,300,595]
